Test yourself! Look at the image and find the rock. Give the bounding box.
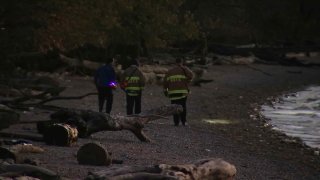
[77,142,111,166]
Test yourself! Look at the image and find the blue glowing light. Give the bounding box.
[108,81,117,88]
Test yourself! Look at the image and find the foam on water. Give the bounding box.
[261,86,320,149]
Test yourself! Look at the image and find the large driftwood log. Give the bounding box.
[38,105,183,143]
[42,123,78,146]
[86,158,236,180]
[59,54,103,73]
[0,144,54,179]
[0,75,65,110]
[0,161,59,180]
[139,64,214,86]
[0,144,44,163]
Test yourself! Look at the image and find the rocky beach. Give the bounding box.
[3,64,320,180]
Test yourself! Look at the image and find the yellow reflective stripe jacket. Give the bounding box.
[163,65,193,100]
[121,65,146,96]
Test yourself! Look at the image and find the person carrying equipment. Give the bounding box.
[163,58,194,126]
[121,59,146,115]
[94,58,117,114]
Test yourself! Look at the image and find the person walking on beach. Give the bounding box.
[120,59,146,115]
[94,57,117,114]
[163,58,193,126]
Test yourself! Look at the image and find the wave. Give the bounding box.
[261,86,320,149]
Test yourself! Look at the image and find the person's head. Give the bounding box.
[131,59,140,66]
[176,57,184,65]
[105,57,113,64]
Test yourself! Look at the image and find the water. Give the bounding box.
[261,86,320,149]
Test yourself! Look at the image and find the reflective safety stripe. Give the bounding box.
[169,94,187,100]
[168,89,188,94]
[126,89,141,96]
[166,75,186,82]
[167,89,188,100]
[125,87,143,91]
[126,76,140,83]
[128,93,139,96]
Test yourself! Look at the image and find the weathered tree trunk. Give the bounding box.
[86,158,236,180]
[0,144,44,163]
[39,104,183,143]
[43,123,78,146]
[0,75,65,110]
[0,143,51,179]
[59,54,102,73]
[0,161,59,180]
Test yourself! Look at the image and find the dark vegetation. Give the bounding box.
[1,0,320,72]
[1,2,320,179]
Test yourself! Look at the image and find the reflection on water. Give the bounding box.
[261,86,320,149]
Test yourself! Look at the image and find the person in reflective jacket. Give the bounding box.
[121,59,146,115]
[94,58,117,114]
[163,58,194,126]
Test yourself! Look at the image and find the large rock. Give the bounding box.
[77,142,111,166]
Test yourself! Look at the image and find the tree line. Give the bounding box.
[0,0,319,63]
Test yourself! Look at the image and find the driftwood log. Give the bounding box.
[0,144,44,163]
[86,158,236,180]
[0,161,59,180]
[0,74,65,111]
[42,123,78,146]
[139,64,213,87]
[38,104,182,143]
[59,53,103,74]
[0,144,56,179]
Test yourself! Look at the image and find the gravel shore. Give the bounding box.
[12,64,320,179]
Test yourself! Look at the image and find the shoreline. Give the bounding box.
[4,64,320,179]
[186,64,320,179]
[259,85,320,150]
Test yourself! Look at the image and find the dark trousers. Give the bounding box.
[97,86,113,113]
[126,94,142,115]
[171,97,187,126]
